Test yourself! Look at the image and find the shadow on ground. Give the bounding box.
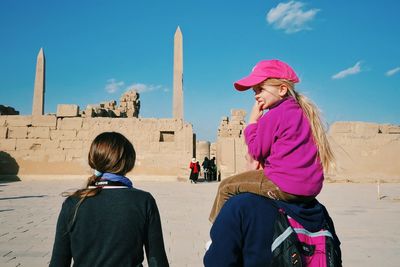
[0,195,47,201]
[0,208,14,212]
[0,151,20,183]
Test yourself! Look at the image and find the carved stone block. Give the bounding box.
[16,139,43,150]
[50,129,77,140]
[0,139,16,151]
[32,115,57,128]
[58,118,83,130]
[6,116,32,127]
[0,127,7,138]
[28,127,50,139]
[56,104,79,117]
[8,127,28,139]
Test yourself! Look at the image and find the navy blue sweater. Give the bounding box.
[204,193,341,267]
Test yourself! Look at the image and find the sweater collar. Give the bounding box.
[269,96,294,110]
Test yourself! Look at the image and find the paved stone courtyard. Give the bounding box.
[1,178,400,266]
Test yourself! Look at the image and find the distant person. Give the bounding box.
[197,160,201,182]
[189,158,200,184]
[197,161,201,181]
[204,153,342,266]
[209,157,217,181]
[49,132,169,267]
[209,59,334,222]
[202,157,211,182]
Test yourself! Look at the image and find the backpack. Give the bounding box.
[270,208,341,267]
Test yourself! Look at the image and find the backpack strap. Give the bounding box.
[271,211,295,251]
[270,208,303,267]
[287,215,334,239]
[270,201,342,267]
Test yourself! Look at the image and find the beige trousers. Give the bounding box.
[209,170,314,223]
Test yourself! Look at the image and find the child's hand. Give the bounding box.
[249,101,263,123]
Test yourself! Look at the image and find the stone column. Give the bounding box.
[173,26,183,120]
[32,48,45,115]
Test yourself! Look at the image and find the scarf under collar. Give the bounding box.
[95,172,133,188]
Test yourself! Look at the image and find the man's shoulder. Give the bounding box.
[225,193,278,215]
[228,192,274,203]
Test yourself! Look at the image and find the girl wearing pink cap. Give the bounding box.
[209,59,334,222]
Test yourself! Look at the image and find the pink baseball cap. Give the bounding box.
[234,59,300,91]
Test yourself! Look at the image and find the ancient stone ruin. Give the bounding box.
[1,27,400,182]
[216,109,247,178]
[82,90,141,118]
[214,111,400,182]
[0,114,193,178]
[0,27,193,180]
[327,122,400,182]
[118,89,141,117]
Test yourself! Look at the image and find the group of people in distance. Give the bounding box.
[49,59,342,267]
[189,156,218,183]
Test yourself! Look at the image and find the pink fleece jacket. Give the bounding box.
[244,97,323,196]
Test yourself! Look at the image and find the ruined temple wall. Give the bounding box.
[215,114,400,182]
[0,115,193,179]
[216,109,247,179]
[210,143,216,159]
[327,121,400,182]
[216,136,247,178]
[196,141,210,163]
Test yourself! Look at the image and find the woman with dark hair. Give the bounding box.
[49,132,169,267]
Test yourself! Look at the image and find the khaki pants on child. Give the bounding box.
[209,169,315,223]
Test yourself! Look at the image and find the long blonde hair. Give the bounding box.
[264,78,335,171]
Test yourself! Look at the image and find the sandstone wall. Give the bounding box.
[2,113,398,183]
[196,141,210,163]
[328,121,400,182]
[0,115,193,179]
[215,114,400,182]
[216,137,247,178]
[216,109,247,178]
[210,143,216,160]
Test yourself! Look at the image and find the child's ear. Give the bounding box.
[279,84,288,97]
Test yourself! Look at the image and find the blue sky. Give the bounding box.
[1,0,399,142]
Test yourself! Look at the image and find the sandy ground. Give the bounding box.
[0,177,399,266]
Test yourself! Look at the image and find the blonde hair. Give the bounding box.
[263,79,335,171]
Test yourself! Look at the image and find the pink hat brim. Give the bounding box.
[234,75,267,91]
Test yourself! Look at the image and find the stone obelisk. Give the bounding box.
[32,48,45,115]
[173,26,183,120]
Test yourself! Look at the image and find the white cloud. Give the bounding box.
[105,78,124,93]
[266,1,320,34]
[126,83,168,93]
[105,80,169,95]
[332,61,362,80]
[385,67,400,77]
